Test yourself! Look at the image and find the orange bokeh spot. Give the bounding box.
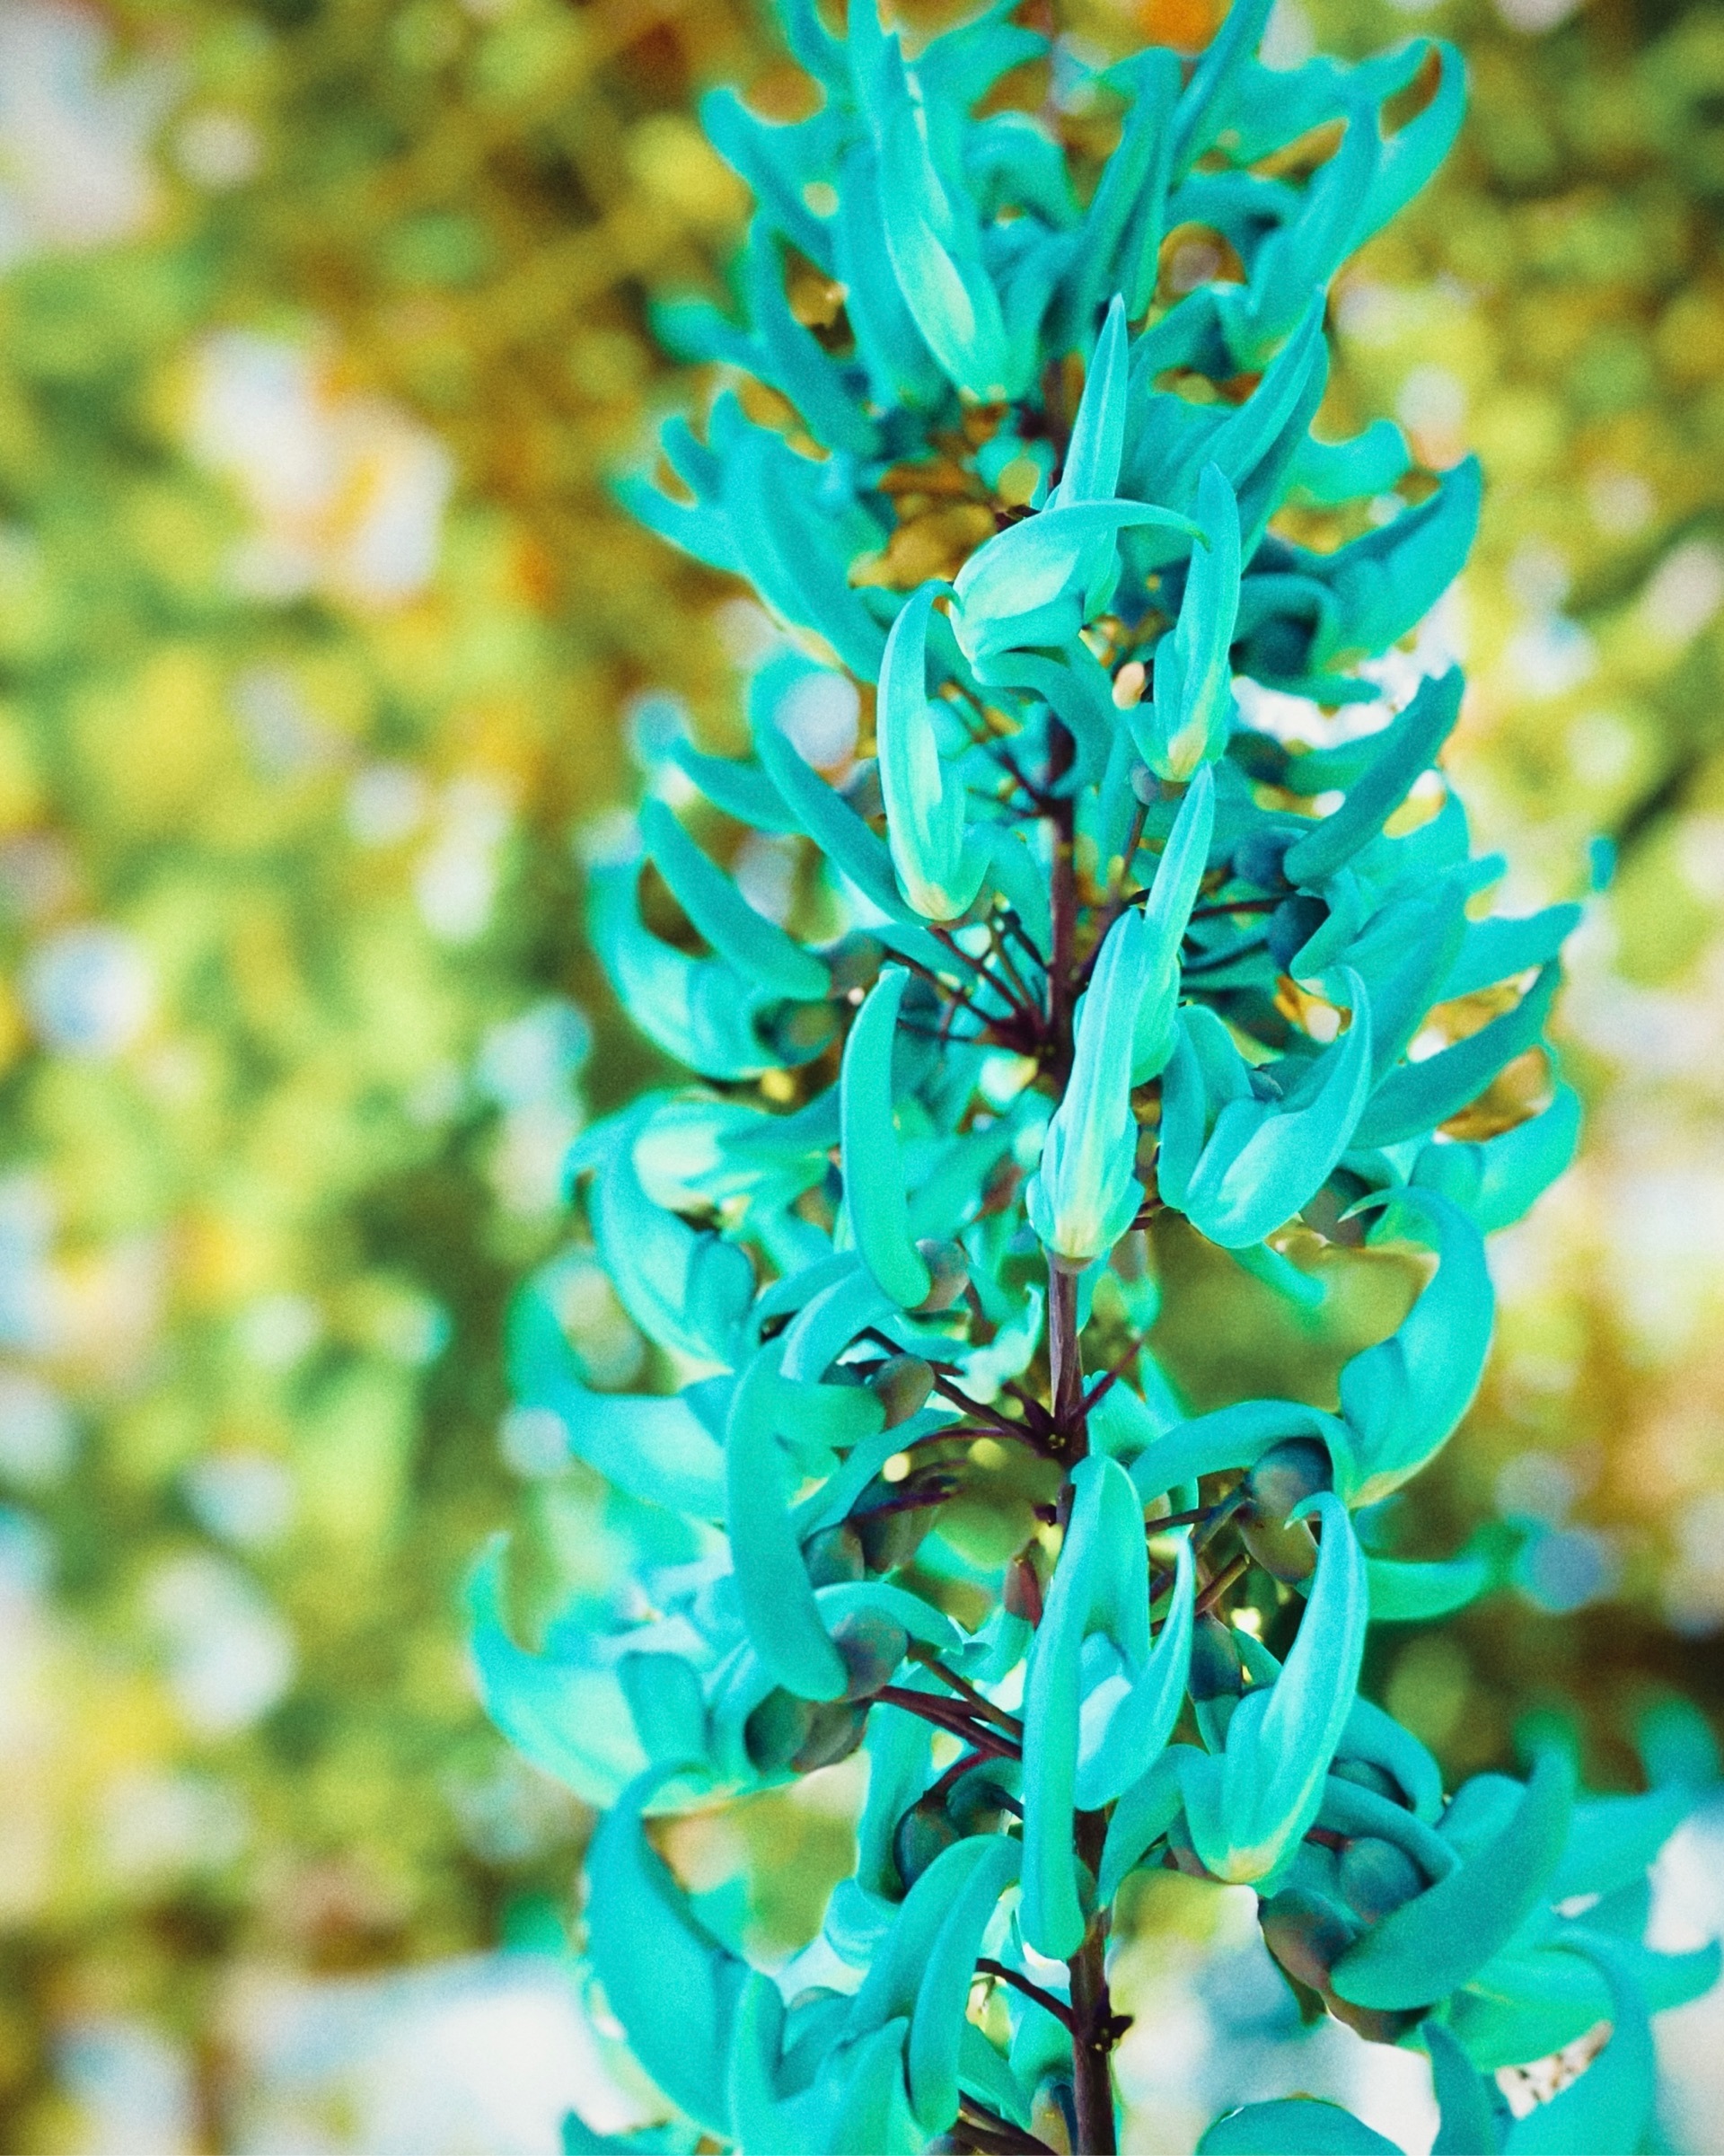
[1136,0,1224,53]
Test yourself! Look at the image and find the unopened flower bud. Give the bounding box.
[830,1608,909,1701]
[1232,829,1295,889]
[840,758,884,822]
[1329,1756,1409,1807]
[827,933,885,995]
[854,1484,943,1572]
[743,1689,815,1774]
[1188,1612,1244,1701]
[1240,1511,1318,1584]
[791,1698,871,1772]
[1005,1548,1044,1625]
[893,1796,963,1888]
[913,1237,970,1312]
[866,1353,936,1428]
[1337,1835,1426,1923]
[1258,1888,1360,1993]
[1245,1438,1333,1528]
[804,1521,866,1588]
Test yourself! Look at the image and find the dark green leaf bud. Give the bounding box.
[893,1795,963,1889]
[840,758,884,823]
[1232,829,1296,889]
[1245,1438,1333,1528]
[1329,1757,1409,1807]
[1130,762,1164,806]
[1259,1888,1361,1994]
[1004,1548,1044,1625]
[1298,1170,1374,1247]
[947,1767,1014,1834]
[866,1353,936,1427]
[1337,1834,1426,1923]
[1267,894,1326,970]
[791,1698,871,1772]
[912,1237,970,1312]
[1189,1613,1245,1702]
[856,1500,937,1573]
[804,1521,866,1588]
[1240,1512,1318,1584]
[827,932,884,995]
[763,999,839,1061]
[743,1688,870,1773]
[1326,1994,1425,2046]
[830,1608,909,1701]
[743,1688,815,1774]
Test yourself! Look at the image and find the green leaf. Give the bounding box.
[1330,1750,1576,2011]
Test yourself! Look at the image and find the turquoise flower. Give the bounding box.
[470,0,1714,2148]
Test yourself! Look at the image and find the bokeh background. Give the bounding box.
[0,0,1719,2147]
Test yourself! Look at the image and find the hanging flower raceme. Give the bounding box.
[477,1,1718,2150]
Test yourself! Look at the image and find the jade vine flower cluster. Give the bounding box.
[471,1,1719,2148]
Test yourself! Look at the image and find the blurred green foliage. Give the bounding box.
[0,0,1716,2144]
